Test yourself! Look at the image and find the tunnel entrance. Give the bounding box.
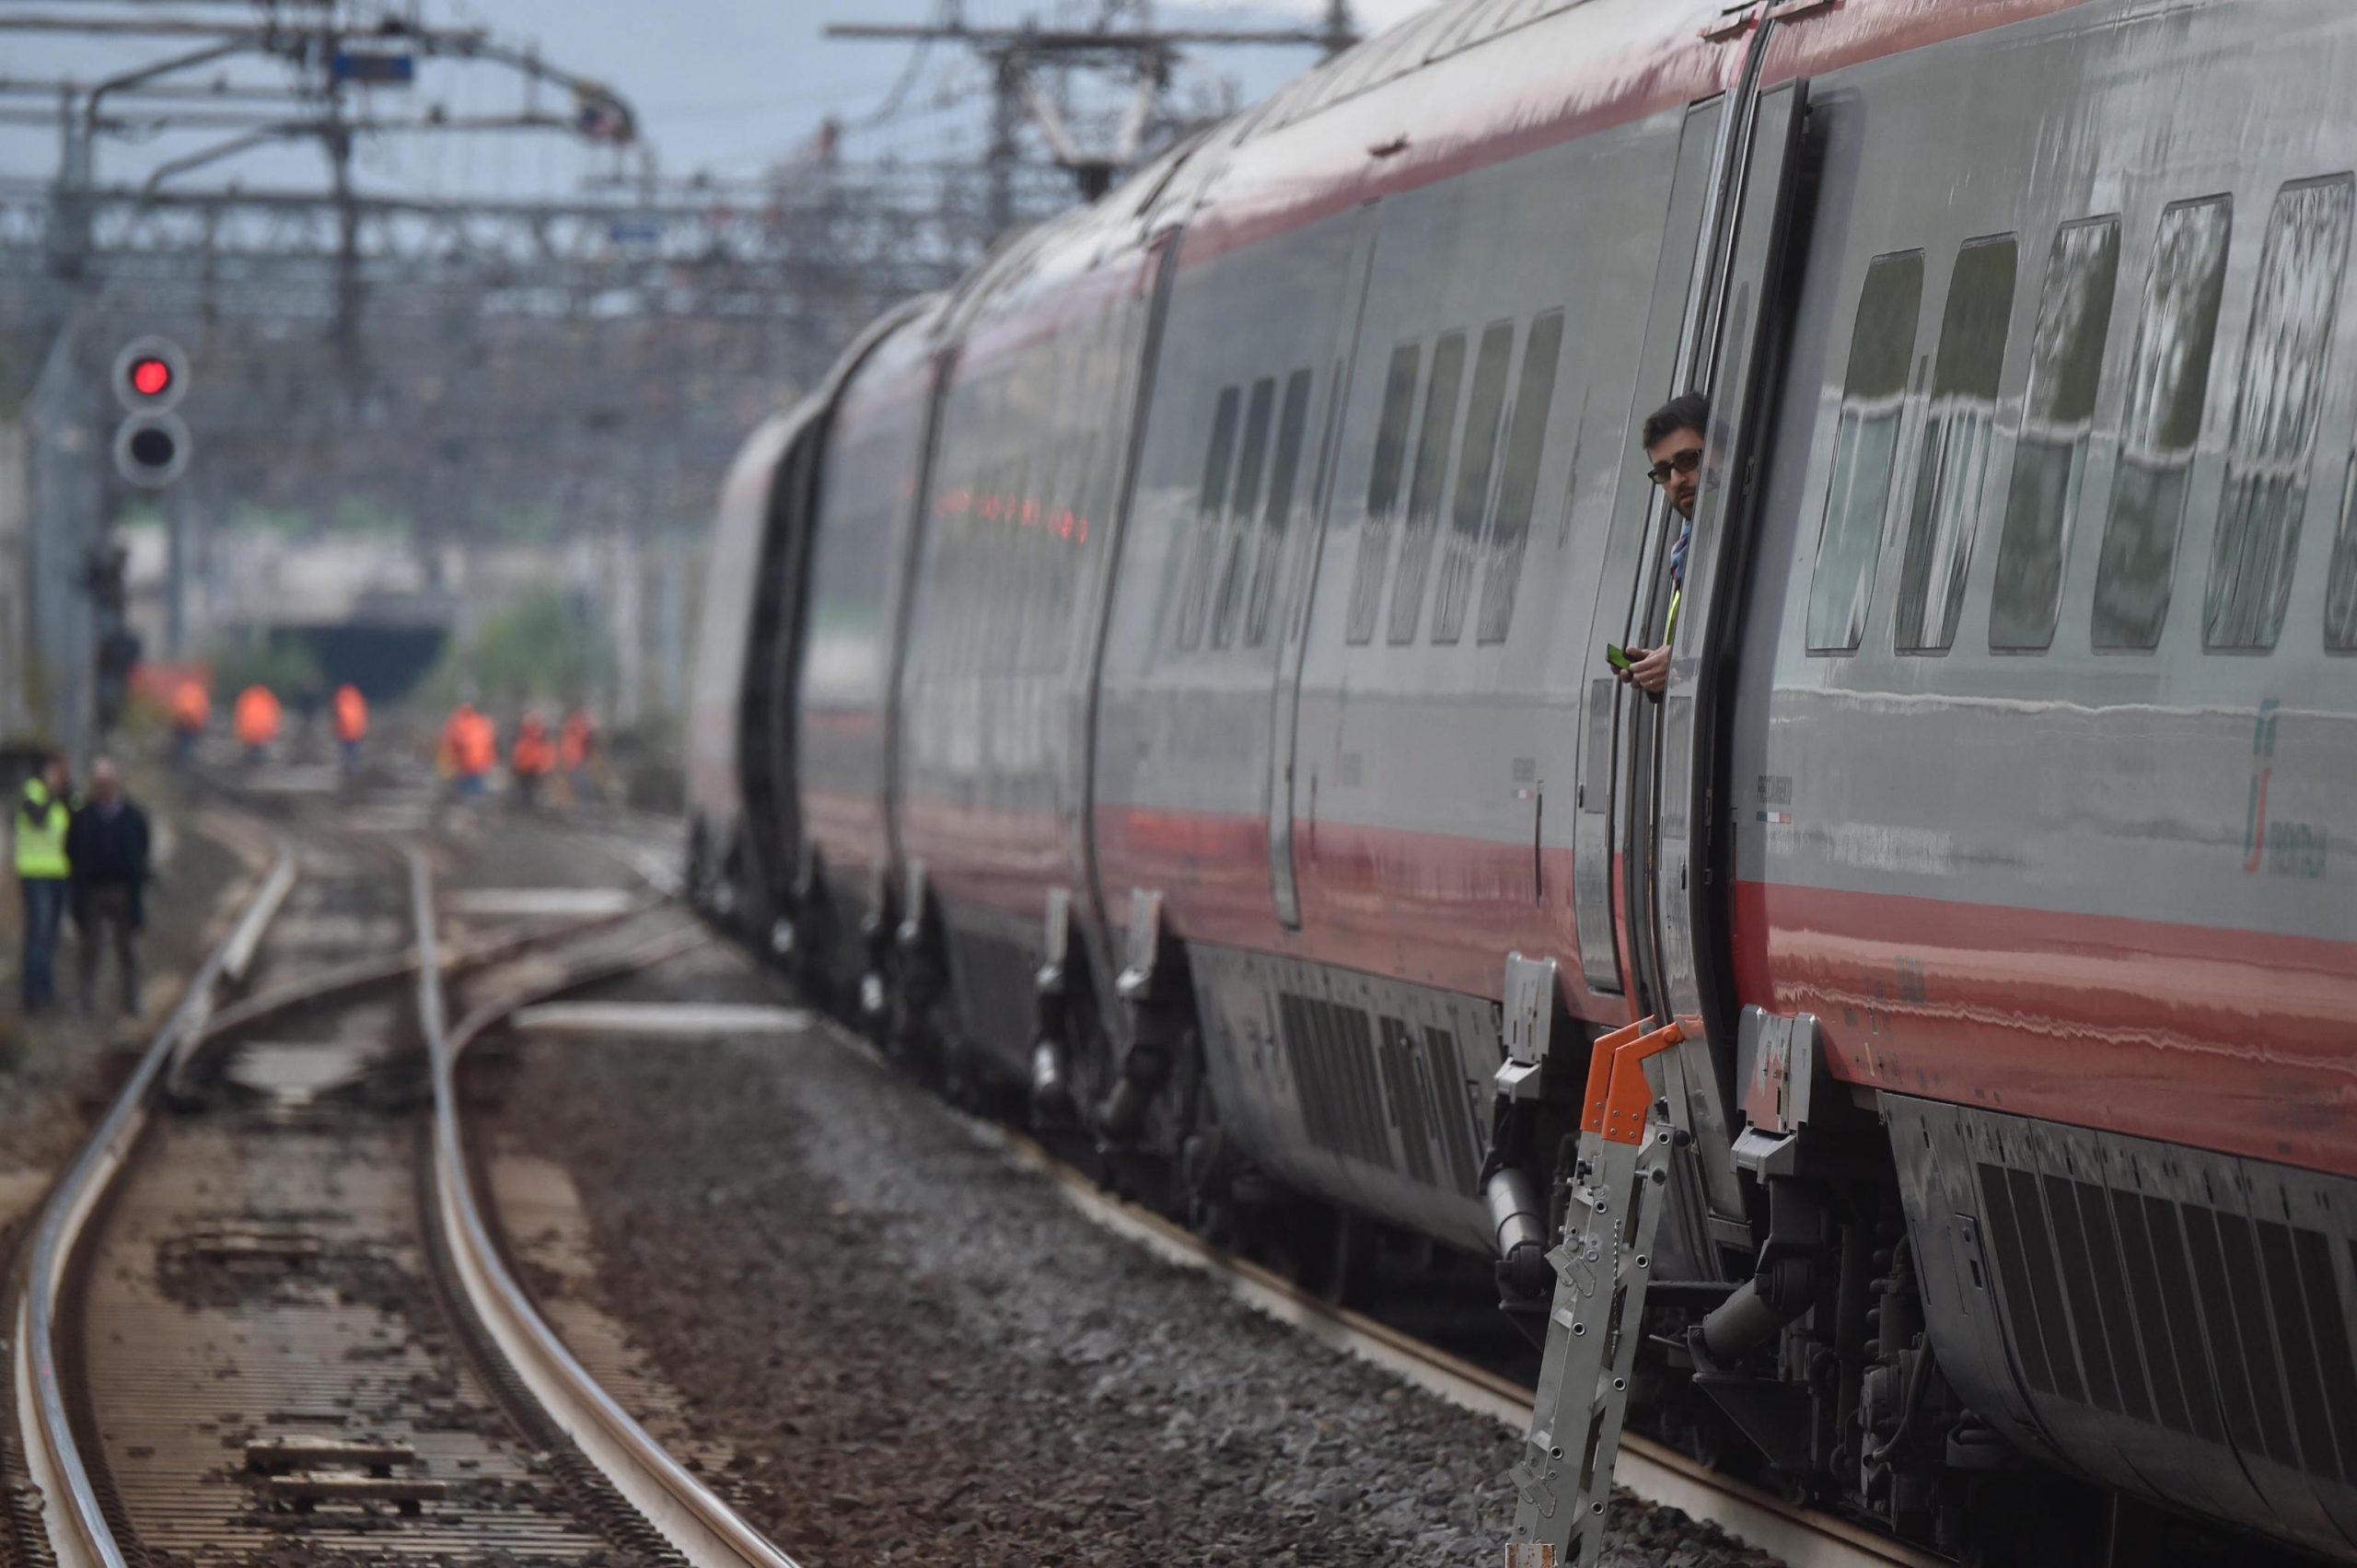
[288,621,449,703]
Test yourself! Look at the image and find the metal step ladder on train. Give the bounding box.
[1504,1016,1688,1568]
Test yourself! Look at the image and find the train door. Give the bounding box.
[1600,52,1815,1261]
[1266,207,1378,929]
[1573,105,1724,998]
[735,415,818,923]
[1072,235,1179,937]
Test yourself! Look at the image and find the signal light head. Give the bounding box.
[112,411,190,488]
[110,336,188,413]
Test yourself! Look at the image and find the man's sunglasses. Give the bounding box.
[1645,448,1702,486]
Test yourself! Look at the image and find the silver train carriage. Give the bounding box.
[687,0,2357,1558]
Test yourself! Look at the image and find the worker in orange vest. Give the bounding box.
[443,702,497,797]
[510,712,556,807]
[168,678,210,769]
[557,707,596,805]
[232,685,281,765]
[331,683,368,774]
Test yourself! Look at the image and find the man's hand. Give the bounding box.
[1617,644,1670,695]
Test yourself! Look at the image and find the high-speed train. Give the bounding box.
[686,0,2357,1558]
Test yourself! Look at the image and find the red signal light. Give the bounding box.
[129,357,172,399]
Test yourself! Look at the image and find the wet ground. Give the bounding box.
[473,939,1784,1568]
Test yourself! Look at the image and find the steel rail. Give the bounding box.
[164,899,661,1098]
[15,830,296,1568]
[408,852,798,1568]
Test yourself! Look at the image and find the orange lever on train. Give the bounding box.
[1580,1016,1689,1145]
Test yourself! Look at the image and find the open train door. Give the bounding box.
[1609,44,1815,1269]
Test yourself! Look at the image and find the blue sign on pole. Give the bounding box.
[331,50,416,85]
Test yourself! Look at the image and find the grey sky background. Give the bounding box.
[0,0,1428,198]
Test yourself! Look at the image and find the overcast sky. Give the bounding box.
[0,0,1429,197]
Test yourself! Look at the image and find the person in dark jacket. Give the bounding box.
[65,759,150,1019]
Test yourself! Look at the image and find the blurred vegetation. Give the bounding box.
[419,588,611,714]
[223,502,312,536]
[329,497,414,539]
[205,635,324,702]
[487,503,561,543]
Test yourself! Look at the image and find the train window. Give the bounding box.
[1175,385,1240,651]
[1246,368,1315,646]
[1345,343,1421,645]
[1388,331,1468,644]
[1433,320,1515,644]
[1896,236,2016,653]
[2085,198,2231,649]
[1988,219,2121,651]
[2205,177,2354,650]
[1212,377,1277,648]
[1805,250,1924,654]
[1479,309,1565,643]
[2329,459,2357,650]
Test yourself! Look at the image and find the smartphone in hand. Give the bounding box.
[1604,644,1632,672]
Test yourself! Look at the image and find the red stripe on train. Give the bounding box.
[813,782,2357,1177]
[1729,879,2357,1179]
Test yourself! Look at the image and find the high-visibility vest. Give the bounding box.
[559,714,593,771]
[14,782,68,879]
[455,712,497,774]
[332,685,367,742]
[512,721,555,776]
[234,686,281,745]
[171,681,210,731]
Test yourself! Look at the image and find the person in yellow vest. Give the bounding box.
[15,752,73,1016]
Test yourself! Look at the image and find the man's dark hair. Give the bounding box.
[1642,392,1711,450]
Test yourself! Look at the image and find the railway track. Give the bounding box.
[3,792,795,1568]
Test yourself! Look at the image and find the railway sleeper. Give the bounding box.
[261,1474,448,1514]
[246,1436,420,1475]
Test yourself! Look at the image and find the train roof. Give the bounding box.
[854,0,2099,385]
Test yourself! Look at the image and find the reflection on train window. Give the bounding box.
[1246,369,1315,647]
[2205,177,2354,650]
[1212,377,1277,648]
[1805,250,1924,654]
[1345,343,1421,645]
[995,454,1030,671]
[1479,310,1565,644]
[2329,459,2357,649]
[1987,220,2120,651]
[2087,198,2231,649]
[1897,237,2015,654]
[1388,331,1468,645]
[1434,320,1515,644]
[1175,385,1240,651]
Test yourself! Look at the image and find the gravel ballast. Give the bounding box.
[476,942,1785,1568]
